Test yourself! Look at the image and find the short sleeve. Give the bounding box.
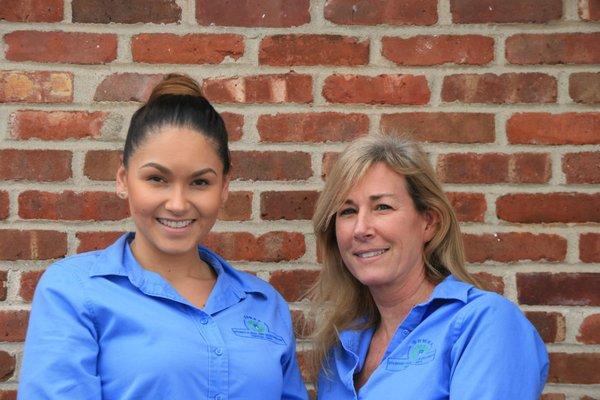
[18,263,102,400]
[449,295,549,400]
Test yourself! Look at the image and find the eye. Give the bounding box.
[375,203,392,211]
[192,178,209,186]
[147,175,166,183]
[338,207,356,217]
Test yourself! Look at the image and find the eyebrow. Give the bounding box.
[140,162,217,177]
[343,193,396,205]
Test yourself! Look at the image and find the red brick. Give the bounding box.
[269,269,318,301]
[540,395,566,400]
[442,73,556,104]
[0,391,16,400]
[203,232,305,261]
[464,233,566,263]
[437,153,550,184]
[323,74,430,105]
[525,311,565,343]
[219,191,252,221]
[19,191,129,221]
[380,112,494,143]
[451,0,562,23]
[324,0,437,25]
[0,230,66,260]
[19,270,44,303]
[577,314,600,344]
[259,34,368,66]
[563,152,600,184]
[0,192,9,220]
[94,73,164,102]
[72,0,180,23]
[5,31,117,64]
[580,233,600,263]
[76,231,124,253]
[446,192,486,222]
[0,271,7,301]
[231,151,311,181]
[497,193,600,223]
[321,152,339,180]
[471,272,504,294]
[0,71,72,103]
[221,112,243,142]
[506,33,600,65]
[0,310,29,341]
[196,0,309,27]
[10,110,109,140]
[0,150,71,182]
[382,35,493,66]
[84,150,120,181]
[258,113,368,143]
[0,351,15,381]
[517,273,600,306]
[260,191,319,220]
[507,113,600,145]
[579,0,600,20]
[0,0,62,22]
[548,353,600,384]
[203,74,312,104]
[569,72,600,104]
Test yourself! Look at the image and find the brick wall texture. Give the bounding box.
[0,0,599,398]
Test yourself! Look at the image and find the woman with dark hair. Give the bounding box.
[19,74,308,400]
[308,134,548,399]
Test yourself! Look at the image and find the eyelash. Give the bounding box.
[338,204,392,216]
[146,176,209,187]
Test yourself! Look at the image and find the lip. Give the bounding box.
[353,248,390,259]
[156,218,196,231]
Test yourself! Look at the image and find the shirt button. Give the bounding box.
[215,347,223,356]
[200,318,209,325]
[214,395,224,400]
[402,329,410,336]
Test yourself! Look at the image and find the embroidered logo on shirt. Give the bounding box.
[231,315,286,345]
[386,339,436,371]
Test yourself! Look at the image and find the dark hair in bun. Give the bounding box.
[123,73,230,174]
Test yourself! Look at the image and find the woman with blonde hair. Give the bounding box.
[309,134,548,399]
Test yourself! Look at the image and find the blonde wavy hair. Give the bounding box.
[307,134,479,383]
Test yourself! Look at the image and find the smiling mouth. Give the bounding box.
[355,249,389,258]
[157,218,195,229]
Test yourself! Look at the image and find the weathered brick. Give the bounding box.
[269,269,319,301]
[10,110,109,140]
[0,192,7,220]
[380,113,495,143]
[569,72,600,104]
[324,0,437,26]
[506,33,600,65]
[259,35,369,66]
[579,0,600,20]
[540,395,566,400]
[0,310,29,341]
[203,74,312,104]
[446,192,486,222]
[221,112,243,141]
[0,230,67,260]
[525,311,565,343]
[219,191,252,221]
[507,113,600,145]
[442,73,556,104]
[548,353,600,384]
[451,0,562,23]
[196,0,310,27]
[497,193,600,223]
[563,152,600,184]
[0,271,7,301]
[0,150,71,182]
[258,113,368,143]
[517,273,600,306]
[471,272,504,294]
[382,35,493,66]
[5,31,117,64]
[577,314,600,344]
[580,233,600,263]
[321,152,339,180]
[76,231,124,253]
[94,73,164,102]
[0,0,62,22]
[260,191,319,220]
[0,351,15,381]
[72,0,180,23]
[323,74,430,105]
[203,232,305,262]
[463,233,566,263]
[132,34,243,65]
[19,191,129,221]
[437,153,550,184]
[0,71,72,103]
[0,391,16,400]
[84,150,120,181]
[19,270,44,303]
[230,151,311,181]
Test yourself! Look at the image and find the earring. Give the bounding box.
[117,191,127,199]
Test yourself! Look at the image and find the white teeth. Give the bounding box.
[157,218,193,228]
[357,249,387,258]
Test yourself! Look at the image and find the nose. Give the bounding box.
[353,210,374,241]
[164,185,189,214]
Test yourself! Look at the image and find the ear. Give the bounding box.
[220,174,230,205]
[422,209,439,243]
[116,164,128,195]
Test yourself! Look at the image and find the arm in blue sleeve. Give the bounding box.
[18,263,102,400]
[449,295,549,400]
[277,299,309,400]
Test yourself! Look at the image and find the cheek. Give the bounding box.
[334,220,352,250]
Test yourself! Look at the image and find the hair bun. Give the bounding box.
[148,73,203,103]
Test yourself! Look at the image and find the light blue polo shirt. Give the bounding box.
[318,275,548,400]
[19,233,308,400]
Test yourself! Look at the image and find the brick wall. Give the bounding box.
[0,0,599,398]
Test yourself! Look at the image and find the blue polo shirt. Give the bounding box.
[318,275,548,400]
[19,233,308,400]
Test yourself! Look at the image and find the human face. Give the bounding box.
[334,162,437,293]
[116,126,229,260]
